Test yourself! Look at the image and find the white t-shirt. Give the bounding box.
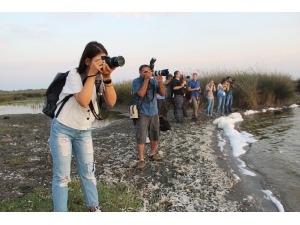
[55,68,99,130]
[217,83,226,96]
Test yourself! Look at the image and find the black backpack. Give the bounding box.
[159,116,171,131]
[42,71,109,120]
[42,71,72,119]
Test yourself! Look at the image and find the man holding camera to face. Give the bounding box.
[132,65,166,170]
[187,73,201,121]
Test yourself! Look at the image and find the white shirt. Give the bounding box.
[55,68,99,130]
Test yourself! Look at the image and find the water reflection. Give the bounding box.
[241,109,294,139]
[0,104,44,115]
[0,102,127,128]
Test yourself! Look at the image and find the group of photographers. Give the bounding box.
[131,63,236,170]
[209,76,235,117]
[165,73,235,119]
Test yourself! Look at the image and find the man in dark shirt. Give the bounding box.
[171,71,185,123]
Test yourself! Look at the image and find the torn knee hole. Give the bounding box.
[59,175,70,187]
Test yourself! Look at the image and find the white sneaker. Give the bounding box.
[146,137,150,144]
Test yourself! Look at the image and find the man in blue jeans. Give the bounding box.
[225,76,235,114]
[132,64,166,169]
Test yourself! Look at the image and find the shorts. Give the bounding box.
[135,114,160,144]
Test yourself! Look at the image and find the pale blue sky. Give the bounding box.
[1,1,300,90]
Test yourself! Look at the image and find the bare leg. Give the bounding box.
[150,140,158,155]
[137,144,145,160]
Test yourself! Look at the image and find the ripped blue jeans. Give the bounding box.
[49,118,98,212]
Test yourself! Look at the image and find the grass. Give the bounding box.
[1,68,297,110]
[0,178,143,212]
[193,67,297,110]
[0,90,46,104]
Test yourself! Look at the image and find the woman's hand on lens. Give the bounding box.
[88,57,103,76]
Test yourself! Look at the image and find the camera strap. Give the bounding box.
[145,80,155,103]
[81,73,110,121]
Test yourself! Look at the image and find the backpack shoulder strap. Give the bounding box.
[54,71,71,118]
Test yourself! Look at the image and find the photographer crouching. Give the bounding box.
[131,65,166,170]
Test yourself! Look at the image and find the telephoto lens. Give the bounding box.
[102,56,125,68]
[152,69,169,76]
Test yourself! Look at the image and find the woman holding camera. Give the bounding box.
[180,74,188,119]
[49,41,117,212]
[215,78,228,117]
[205,79,216,118]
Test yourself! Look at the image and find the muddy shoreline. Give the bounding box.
[0,108,275,212]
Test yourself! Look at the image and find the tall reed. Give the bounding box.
[189,67,296,109]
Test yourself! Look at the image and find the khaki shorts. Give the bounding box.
[135,114,160,144]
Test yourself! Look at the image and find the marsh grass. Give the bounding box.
[114,80,133,106]
[0,90,46,105]
[194,67,296,109]
[1,69,297,110]
[0,178,142,212]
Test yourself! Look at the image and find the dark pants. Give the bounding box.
[174,95,183,123]
[182,98,188,117]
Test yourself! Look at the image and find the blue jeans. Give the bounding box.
[215,96,226,116]
[225,94,233,113]
[49,118,98,212]
[206,98,214,115]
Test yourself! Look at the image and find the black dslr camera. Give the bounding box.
[101,56,125,68]
[149,57,169,76]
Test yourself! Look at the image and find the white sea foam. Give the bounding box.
[213,113,257,157]
[236,158,256,176]
[261,190,285,212]
[243,110,260,115]
[217,133,226,153]
[232,173,241,181]
[214,112,286,211]
[267,107,283,111]
[289,104,299,108]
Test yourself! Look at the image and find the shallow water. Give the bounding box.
[239,107,300,211]
[0,102,44,115]
[0,101,127,127]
